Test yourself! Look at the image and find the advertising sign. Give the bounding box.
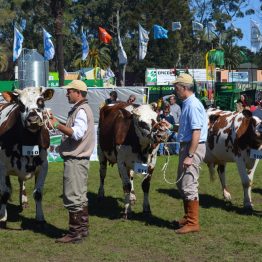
[228,72,249,82]
[146,68,211,86]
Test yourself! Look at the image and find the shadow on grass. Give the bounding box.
[6,203,66,238]
[87,192,174,229]
[157,188,262,217]
[252,187,262,195]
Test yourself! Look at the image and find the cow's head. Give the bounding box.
[132,104,168,144]
[2,86,54,132]
[233,110,262,150]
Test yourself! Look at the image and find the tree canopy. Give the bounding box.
[0,0,261,83]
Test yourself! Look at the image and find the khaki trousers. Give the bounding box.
[63,158,89,212]
[177,143,206,200]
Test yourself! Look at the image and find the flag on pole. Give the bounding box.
[138,24,150,60]
[13,27,24,62]
[118,35,127,65]
[82,31,89,60]
[172,22,182,31]
[43,29,55,60]
[250,19,262,53]
[98,27,112,44]
[104,67,115,81]
[20,19,26,31]
[192,21,204,31]
[207,21,216,31]
[153,24,168,39]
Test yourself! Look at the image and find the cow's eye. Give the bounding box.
[138,121,150,131]
[37,98,45,109]
[18,101,25,113]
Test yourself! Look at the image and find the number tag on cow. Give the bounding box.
[250,149,262,160]
[134,162,148,175]
[22,145,39,156]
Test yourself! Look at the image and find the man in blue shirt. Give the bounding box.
[171,73,208,234]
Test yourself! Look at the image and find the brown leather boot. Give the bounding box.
[172,200,188,229]
[175,200,200,234]
[81,205,89,238]
[55,211,83,243]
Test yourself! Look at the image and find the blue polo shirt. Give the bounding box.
[177,94,208,143]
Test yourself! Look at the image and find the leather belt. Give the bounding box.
[63,156,90,160]
[180,141,205,145]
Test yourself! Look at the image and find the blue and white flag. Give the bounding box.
[118,35,127,65]
[43,29,55,60]
[82,31,89,60]
[138,24,150,60]
[104,67,115,81]
[251,19,262,53]
[13,27,24,62]
[153,24,168,39]
[20,19,26,31]
[207,21,216,31]
[192,21,204,31]
[172,22,182,31]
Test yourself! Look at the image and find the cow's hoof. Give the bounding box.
[121,212,131,220]
[22,202,29,209]
[0,221,7,229]
[243,205,253,212]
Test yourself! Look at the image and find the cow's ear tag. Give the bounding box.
[134,162,148,175]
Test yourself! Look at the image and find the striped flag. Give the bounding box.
[82,31,89,60]
[138,24,150,60]
[13,27,24,62]
[118,35,127,65]
[192,21,204,31]
[43,29,55,60]
[250,20,262,53]
[172,22,182,31]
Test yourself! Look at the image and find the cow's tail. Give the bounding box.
[207,163,216,181]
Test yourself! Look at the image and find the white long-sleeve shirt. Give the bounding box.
[71,109,88,140]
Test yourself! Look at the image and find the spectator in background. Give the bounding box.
[168,95,181,125]
[252,100,262,119]
[127,94,136,104]
[237,94,249,111]
[105,90,118,105]
[158,103,179,155]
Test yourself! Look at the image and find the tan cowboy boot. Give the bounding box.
[175,200,200,234]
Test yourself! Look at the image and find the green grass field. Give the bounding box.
[1,156,262,262]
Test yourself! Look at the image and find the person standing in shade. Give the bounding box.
[48,80,95,243]
[105,90,118,105]
[169,73,208,234]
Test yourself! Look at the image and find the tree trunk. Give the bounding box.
[53,0,64,86]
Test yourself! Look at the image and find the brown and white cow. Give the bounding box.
[98,102,168,218]
[0,86,54,228]
[204,108,262,209]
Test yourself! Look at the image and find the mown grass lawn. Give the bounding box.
[1,156,261,262]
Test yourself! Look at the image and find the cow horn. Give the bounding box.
[14,89,22,95]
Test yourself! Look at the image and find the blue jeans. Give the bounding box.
[158,132,179,155]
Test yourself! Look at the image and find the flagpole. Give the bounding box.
[117,9,125,86]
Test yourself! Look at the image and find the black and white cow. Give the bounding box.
[0,86,54,228]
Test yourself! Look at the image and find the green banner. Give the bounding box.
[48,135,63,162]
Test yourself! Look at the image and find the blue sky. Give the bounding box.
[233,0,262,49]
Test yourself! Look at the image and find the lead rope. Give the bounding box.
[161,142,201,185]
[43,109,57,135]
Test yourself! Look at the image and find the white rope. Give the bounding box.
[161,142,201,185]
[43,109,57,135]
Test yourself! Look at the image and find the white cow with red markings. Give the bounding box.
[204,108,262,209]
